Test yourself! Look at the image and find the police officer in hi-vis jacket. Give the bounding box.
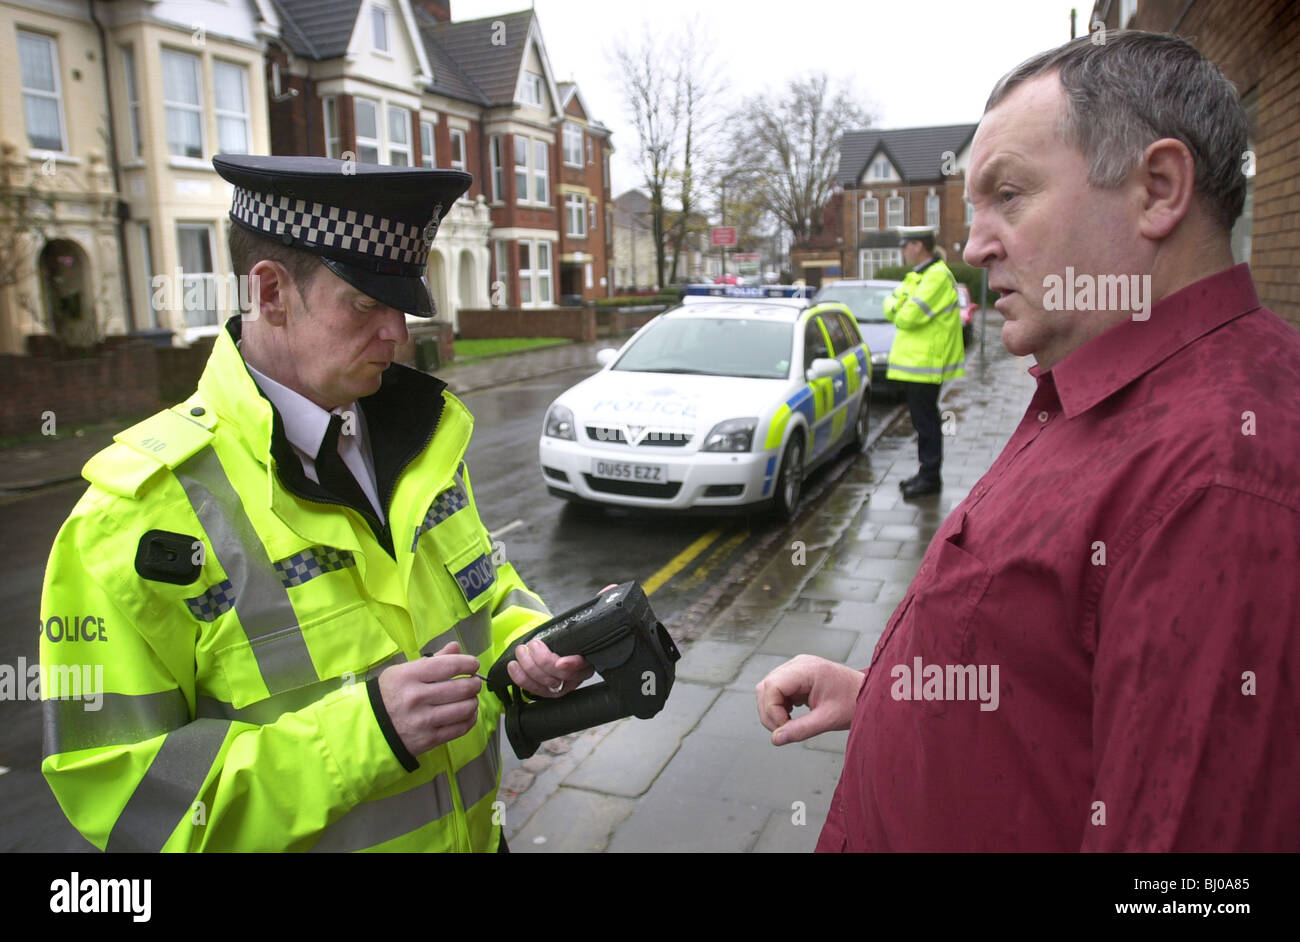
[883,226,966,498]
[39,155,593,852]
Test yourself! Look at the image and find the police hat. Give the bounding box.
[897,226,935,247]
[213,154,472,317]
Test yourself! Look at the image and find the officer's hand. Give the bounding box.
[378,642,482,756]
[755,655,865,746]
[508,638,595,698]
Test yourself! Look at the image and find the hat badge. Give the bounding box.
[422,204,444,247]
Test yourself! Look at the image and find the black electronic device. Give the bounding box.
[487,581,680,759]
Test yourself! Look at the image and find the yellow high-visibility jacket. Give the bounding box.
[883,256,966,384]
[39,317,551,852]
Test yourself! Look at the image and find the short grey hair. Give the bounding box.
[985,31,1247,232]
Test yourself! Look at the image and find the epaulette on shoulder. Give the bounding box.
[83,399,218,500]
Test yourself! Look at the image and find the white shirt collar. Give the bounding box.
[242,359,353,460]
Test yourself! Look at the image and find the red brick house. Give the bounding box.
[793,123,977,289]
[265,0,614,327]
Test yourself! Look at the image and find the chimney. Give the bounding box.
[413,1,452,23]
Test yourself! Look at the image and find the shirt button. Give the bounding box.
[1037,410,1050,423]
[191,407,206,417]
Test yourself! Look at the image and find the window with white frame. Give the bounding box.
[493,241,509,306]
[372,5,389,52]
[563,122,583,167]
[520,72,543,106]
[868,155,894,181]
[122,45,142,157]
[925,192,940,228]
[490,135,504,201]
[420,120,434,168]
[514,136,529,202]
[323,97,340,158]
[860,196,879,231]
[18,30,66,153]
[566,193,587,237]
[859,248,902,279]
[586,135,594,165]
[449,128,466,171]
[518,241,532,304]
[387,105,410,165]
[354,98,380,164]
[603,150,610,189]
[177,223,217,327]
[536,241,552,304]
[588,199,598,232]
[214,60,250,154]
[965,199,974,226]
[518,240,552,307]
[533,139,549,204]
[162,49,204,158]
[886,195,904,228]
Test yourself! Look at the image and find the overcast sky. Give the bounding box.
[451,0,1091,195]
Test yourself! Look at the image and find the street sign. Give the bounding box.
[710,227,737,247]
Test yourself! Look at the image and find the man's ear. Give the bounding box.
[248,260,295,326]
[1136,137,1196,241]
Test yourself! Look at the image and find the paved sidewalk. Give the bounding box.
[499,315,1039,852]
[0,340,607,493]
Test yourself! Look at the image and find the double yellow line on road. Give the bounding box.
[642,527,725,596]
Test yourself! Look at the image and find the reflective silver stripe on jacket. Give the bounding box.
[176,449,319,695]
[310,774,456,852]
[419,607,493,657]
[888,360,966,376]
[105,718,231,852]
[455,728,501,810]
[195,650,406,726]
[493,589,551,619]
[310,726,502,851]
[43,688,191,756]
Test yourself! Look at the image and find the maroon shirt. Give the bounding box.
[818,265,1300,851]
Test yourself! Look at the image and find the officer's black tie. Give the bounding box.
[316,413,375,518]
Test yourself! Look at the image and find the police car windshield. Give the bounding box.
[613,317,793,380]
[816,285,895,322]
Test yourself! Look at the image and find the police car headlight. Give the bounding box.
[544,404,576,440]
[702,418,757,453]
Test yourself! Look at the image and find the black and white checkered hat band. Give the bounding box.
[230,186,430,269]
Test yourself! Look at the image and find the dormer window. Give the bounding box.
[372,6,389,53]
[869,155,894,181]
[521,72,543,106]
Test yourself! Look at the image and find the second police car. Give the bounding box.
[539,285,872,518]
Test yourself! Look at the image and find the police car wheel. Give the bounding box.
[849,394,870,453]
[772,434,804,521]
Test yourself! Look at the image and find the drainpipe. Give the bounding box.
[90,0,135,335]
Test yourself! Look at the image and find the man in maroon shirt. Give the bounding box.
[756,31,1300,851]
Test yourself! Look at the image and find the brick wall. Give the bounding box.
[0,340,219,437]
[457,308,596,342]
[1,343,158,438]
[1116,0,1300,329]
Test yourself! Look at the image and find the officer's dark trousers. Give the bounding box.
[903,381,942,481]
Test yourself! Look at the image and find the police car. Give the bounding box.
[538,285,871,518]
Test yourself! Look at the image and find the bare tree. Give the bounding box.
[734,73,873,244]
[610,32,681,290]
[664,24,723,285]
